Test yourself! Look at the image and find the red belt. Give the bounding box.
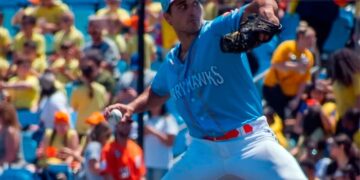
[204,124,254,141]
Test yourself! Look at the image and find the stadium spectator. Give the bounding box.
[0,57,40,111]
[81,50,116,98]
[0,102,22,166]
[145,0,162,33]
[30,0,70,33]
[329,48,360,119]
[71,52,107,139]
[264,106,289,148]
[325,134,360,179]
[263,23,316,120]
[341,108,360,149]
[84,121,112,180]
[96,0,130,22]
[50,41,81,85]
[13,15,46,60]
[144,105,178,180]
[0,12,11,61]
[125,16,156,70]
[84,16,120,67]
[37,111,79,167]
[114,55,155,104]
[19,40,48,75]
[294,81,337,136]
[203,0,219,20]
[53,12,84,52]
[106,15,128,61]
[39,71,68,130]
[102,121,146,180]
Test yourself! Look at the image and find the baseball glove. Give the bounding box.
[220,14,282,53]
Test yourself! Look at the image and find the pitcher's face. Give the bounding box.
[164,0,203,35]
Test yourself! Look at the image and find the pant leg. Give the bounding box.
[224,127,306,180]
[163,139,224,180]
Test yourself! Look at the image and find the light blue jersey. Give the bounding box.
[151,7,263,138]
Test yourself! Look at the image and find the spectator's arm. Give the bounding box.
[88,159,103,175]
[37,130,51,158]
[11,8,26,26]
[272,61,308,73]
[38,18,60,33]
[0,128,20,165]
[0,81,36,90]
[144,126,175,146]
[65,131,79,163]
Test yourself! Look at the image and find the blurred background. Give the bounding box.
[0,0,359,179]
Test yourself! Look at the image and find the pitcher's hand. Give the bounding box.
[103,103,134,123]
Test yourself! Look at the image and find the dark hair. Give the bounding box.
[300,160,316,171]
[82,49,103,67]
[80,50,103,98]
[330,48,360,86]
[15,55,31,66]
[303,106,324,136]
[90,122,111,142]
[343,108,360,129]
[21,15,36,25]
[333,134,355,158]
[23,40,37,50]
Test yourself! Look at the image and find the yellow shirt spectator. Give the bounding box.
[7,75,40,110]
[96,8,130,21]
[264,40,314,96]
[321,101,338,133]
[146,2,162,30]
[333,73,360,117]
[127,33,156,69]
[161,18,178,50]
[0,58,9,79]
[0,27,11,60]
[31,57,48,74]
[13,32,46,57]
[30,2,70,24]
[44,129,77,150]
[204,1,218,20]
[107,34,127,55]
[71,82,107,135]
[51,58,80,85]
[54,26,84,52]
[269,114,288,148]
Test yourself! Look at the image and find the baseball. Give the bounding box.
[108,109,123,123]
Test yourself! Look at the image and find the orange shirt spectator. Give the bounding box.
[102,121,145,180]
[102,139,146,180]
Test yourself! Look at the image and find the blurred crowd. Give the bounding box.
[0,0,359,179]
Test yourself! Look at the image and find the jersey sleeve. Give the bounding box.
[150,61,170,96]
